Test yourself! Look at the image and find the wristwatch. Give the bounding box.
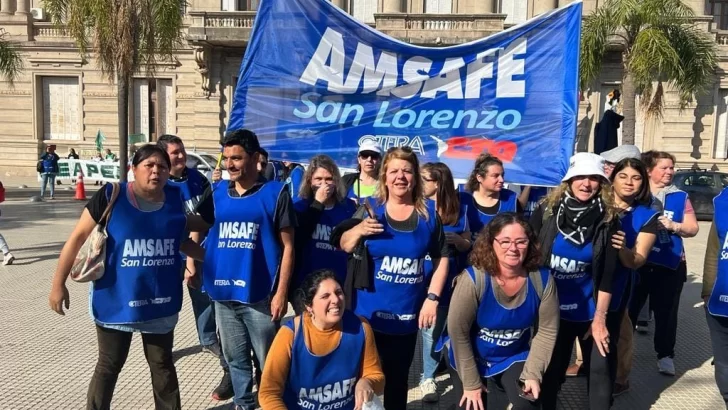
[427,293,440,302]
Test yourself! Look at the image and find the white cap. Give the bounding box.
[358,141,382,155]
[600,145,641,163]
[562,152,607,182]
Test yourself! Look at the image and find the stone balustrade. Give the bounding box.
[374,13,507,45]
[187,11,256,45]
[32,22,71,41]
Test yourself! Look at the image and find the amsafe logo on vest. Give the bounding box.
[478,327,526,346]
[312,224,335,251]
[375,256,424,284]
[120,239,176,268]
[549,255,589,279]
[218,221,260,250]
[297,377,357,410]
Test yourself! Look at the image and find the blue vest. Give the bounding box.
[708,188,728,317]
[448,267,550,378]
[610,204,659,312]
[203,181,284,304]
[423,192,476,306]
[282,311,364,410]
[293,198,357,288]
[270,161,286,182]
[286,166,305,203]
[353,202,438,334]
[41,154,56,173]
[647,190,688,270]
[549,233,595,322]
[470,189,518,235]
[166,168,207,214]
[91,183,186,324]
[523,187,549,219]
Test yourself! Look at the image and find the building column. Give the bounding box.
[382,0,403,13]
[533,0,558,15]
[0,0,15,15]
[16,0,29,15]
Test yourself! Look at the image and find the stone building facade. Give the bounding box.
[0,0,726,176]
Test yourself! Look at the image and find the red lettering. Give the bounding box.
[442,137,517,162]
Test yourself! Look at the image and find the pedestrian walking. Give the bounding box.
[48,145,205,410]
[258,270,385,409]
[292,155,356,294]
[335,146,449,410]
[531,152,624,410]
[465,154,520,235]
[343,141,381,203]
[702,185,728,407]
[157,134,233,401]
[446,212,559,410]
[629,150,699,377]
[418,162,477,403]
[38,145,60,199]
[190,129,296,410]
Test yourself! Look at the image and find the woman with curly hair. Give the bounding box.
[446,212,559,410]
[531,152,626,410]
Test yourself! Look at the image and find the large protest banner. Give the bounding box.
[39,160,122,183]
[229,0,582,186]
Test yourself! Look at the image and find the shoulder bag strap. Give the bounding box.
[100,183,121,226]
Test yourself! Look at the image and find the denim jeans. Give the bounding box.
[40,173,56,198]
[420,305,448,381]
[706,309,728,406]
[214,299,278,409]
[187,284,218,347]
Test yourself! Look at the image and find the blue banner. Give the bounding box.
[230,0,582,186]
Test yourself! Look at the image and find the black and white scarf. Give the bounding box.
[556,191,605,246]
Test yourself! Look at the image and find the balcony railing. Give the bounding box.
[374,13,507,45]
[32,22,72,41]
[715,30,728,46]
[187,11,256,44]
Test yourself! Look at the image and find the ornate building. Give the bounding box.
[0,0,725,175]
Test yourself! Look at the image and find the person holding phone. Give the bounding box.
[446,213,559,410]
[292,155,356,301]
[337,147,449,410]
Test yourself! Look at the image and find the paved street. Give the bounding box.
[0,187,724,409]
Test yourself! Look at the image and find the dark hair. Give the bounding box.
[610,158,651,205]
[469,212,540,275]
[422,162,460,226]
[221,129,261,156]
[294,269,341,313]
[157,134,184,152]
[258,147,269,160]
[641,150,676,171]
[131,144,171,168]
[466,154,504,193]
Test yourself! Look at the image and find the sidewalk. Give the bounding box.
[0,199,722,409]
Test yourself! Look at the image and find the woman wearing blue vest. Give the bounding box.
[465,154,520,235]
[607,158,659,394]
[48,145,205,410]
[447,213,559,410]
[284,161,306,202]
[418,161,478,403]
[629,151,699,377]
[259,269,385,409]
[293,155,357,293]
[531,152,624,410]
[703,186,728,406]
[338,146,449,409]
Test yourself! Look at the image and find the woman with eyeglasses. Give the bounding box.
[343,141,382,204]
[532,153,625,410]
[338,147,449,410]
[465,154,521,235]
[418,162,479,403]
[446,212,559,410]
[292,155,357,295]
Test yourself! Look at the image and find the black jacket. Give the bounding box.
[330,203,372,309]
[530,203,621,297]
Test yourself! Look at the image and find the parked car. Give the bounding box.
[672,170,728,220]
[128,151,229,182]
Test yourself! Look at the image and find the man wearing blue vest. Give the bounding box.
[38,145,60,200]
[157,135,234,401]
[194,129,296,410]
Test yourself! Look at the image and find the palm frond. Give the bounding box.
[628,27,682,86]
[645,81,664,119]
[665,24,718,104]
[0,31,22,83]
[579,7,617,90]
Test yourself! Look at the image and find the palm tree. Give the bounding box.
[44,0,184,180]
[0,29,22,83]
[580,0,718,145]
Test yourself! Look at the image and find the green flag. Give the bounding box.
[95,129,105,152]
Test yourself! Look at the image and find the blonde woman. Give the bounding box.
[530,152,626,410]
[338,146,449,409]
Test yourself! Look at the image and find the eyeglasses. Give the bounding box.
[493,238,529,250]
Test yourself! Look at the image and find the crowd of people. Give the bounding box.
[44,128,728,410]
